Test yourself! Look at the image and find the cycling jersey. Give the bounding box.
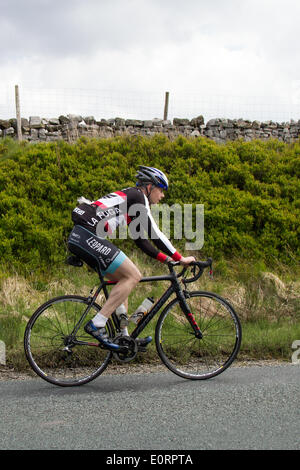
[71,187,182,263]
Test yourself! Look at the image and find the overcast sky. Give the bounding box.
[1,0,300,121]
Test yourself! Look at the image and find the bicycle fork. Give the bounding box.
[174,279,203,339]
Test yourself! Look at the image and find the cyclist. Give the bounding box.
[68,165,195,351]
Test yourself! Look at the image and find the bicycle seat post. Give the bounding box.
[95,266,109,298]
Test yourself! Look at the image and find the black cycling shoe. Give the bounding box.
[136,336,152,352]
[84,320,121,351]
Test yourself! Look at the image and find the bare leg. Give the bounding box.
[98,258,141,319]
[104,273,128,312]
[90,258,151,346]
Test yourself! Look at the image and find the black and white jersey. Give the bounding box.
[71,187,182,263]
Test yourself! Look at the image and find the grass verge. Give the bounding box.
[0,254,299,372]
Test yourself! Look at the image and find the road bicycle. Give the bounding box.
[24,256,242,387]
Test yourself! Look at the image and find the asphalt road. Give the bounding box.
[0,364,299,450]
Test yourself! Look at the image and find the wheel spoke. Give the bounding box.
[156,292,241,379]
[24,296,112,386]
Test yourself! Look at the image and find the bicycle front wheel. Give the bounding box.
[155,291,242,380]
[24,295,113,386]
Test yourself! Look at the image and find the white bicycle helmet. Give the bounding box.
[135,166,169,190]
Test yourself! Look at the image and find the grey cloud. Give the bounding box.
[0,0,246,62]
[0,0,195,61]
[1,0,300,79]
[0,0,85,60]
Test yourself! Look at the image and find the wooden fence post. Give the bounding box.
[163,91,169,120]
[15,85,22,141]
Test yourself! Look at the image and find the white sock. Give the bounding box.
[92,312,108,328]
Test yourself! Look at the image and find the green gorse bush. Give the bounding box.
[0,135,299,273]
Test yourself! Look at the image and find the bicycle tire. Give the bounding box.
[155,291,242,380]
[24,295,113,386]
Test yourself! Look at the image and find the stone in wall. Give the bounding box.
[0,113,299,144]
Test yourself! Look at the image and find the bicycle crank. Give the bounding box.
[112,335,138,363]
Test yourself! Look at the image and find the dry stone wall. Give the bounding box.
[0,114,299,143]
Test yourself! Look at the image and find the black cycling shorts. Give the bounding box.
[68,225,127,275]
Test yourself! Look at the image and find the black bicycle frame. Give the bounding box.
[95,265,203,339]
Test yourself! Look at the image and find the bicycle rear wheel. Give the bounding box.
[155,291,242,380]
[24,295,113,386]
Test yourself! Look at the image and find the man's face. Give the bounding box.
[148,185,165,205]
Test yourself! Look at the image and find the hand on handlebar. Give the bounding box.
[179,256,196,266]
[166,256,212,282]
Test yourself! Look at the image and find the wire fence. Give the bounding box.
[0,85,299,123]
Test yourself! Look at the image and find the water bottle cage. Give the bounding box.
[130,312,145,324]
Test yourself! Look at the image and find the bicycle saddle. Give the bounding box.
[66,255,83,267]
